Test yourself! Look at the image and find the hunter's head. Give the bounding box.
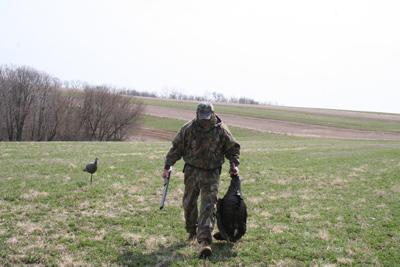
[196,102,214,128]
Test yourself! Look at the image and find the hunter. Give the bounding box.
[162,102,240,258]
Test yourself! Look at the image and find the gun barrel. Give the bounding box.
[160,168,172,210]
[160,180,169,209]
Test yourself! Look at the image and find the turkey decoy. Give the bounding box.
[213,173,248,245]
[83,157,99,184]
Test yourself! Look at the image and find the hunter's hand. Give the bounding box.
[229,166,239,175]
[162,169,170,185]
[229,161,239,175]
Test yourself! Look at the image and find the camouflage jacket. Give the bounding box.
[165,114,240,170]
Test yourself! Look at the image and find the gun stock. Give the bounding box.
[160,168,172,210]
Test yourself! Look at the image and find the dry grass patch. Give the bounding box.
[391,185,400,193]
[148,154,159,159]
[132,195,145,203]
[273,179,287,185]
[248,197,263,205]
[291,212,320,220]
[141,206,151,212]
[271,225,287,234]
[376,203,387,209]
[93,230,106,241]
[19,190,48,199]
[270,259,300,267]
[352,164,369,172]
[79,201,90,209]
[337,258,354,265]
[113,183,122,190]
[317,230,330,241]
[261,212,272,218]
[268,195,278,201]
[16,221,43,234]
[114,193,124,199]
[242,178,257,184]
[331,178,345,186]
[7,236,19,244]
[61,255,84,267]
[279,192,293,199]
[351,198,366,207]
[128,186,142,194]
[122,232,142,244]
[373,189,386,197]
[145,236,168,251]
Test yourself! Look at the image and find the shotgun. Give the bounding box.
[160,167,172,210]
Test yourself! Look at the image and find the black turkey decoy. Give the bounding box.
[83,157,99,184]
[213,173,248,245]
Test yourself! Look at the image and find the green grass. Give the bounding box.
[1,132,400,266]
[141,98,400,132]
[143,115,188,133]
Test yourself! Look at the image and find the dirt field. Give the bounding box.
[135,104,400,141]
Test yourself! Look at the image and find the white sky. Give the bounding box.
[1,0,400,114]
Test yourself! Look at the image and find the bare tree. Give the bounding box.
[0,65,84,141]
[239,97,259,105]
[28,75,63,141]
[80,85,144,141]
[0,65,43,141]
[116,87,158,98]
[211,91,227,102]
[53,90,82,141]
[159,87,187,100]
[0,69,7,141]
[64,80,88,90]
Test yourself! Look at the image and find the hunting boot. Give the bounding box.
[198,241,212,258]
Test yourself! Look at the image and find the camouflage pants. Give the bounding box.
[183,164,220,244]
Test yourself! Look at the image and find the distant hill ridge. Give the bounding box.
[139,98,400,140]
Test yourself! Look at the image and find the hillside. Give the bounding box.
[132,98,400,141]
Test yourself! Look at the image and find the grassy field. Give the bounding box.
[1,120,399,266]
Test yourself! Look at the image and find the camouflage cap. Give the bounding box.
[197,102,214,120]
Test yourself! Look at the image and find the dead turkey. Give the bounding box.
[213,173,248,245]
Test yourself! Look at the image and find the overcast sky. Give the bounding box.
[1,0,399,114]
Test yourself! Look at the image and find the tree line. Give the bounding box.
[120,87,271,105]
[0,65,144,141]
[0,64,276,141]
